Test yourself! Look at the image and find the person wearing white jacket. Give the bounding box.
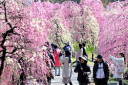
[109,53,125,85]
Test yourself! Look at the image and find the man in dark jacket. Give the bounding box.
[93,55,109,85]
[74,57,91,85]
[63,42,72,63]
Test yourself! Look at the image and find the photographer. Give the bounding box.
[74,57,91,85]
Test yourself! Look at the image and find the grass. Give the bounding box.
[123,80,128,84]
[109,77,128,85]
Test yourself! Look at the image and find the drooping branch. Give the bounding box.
[54,20,64,46]
[0,1,19,77]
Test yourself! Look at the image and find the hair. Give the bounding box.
[79,57,82,61]
[97,55,103,59]
[45,41,49,44]
[82,42,86,47]
[79,57,87,64]
[119,53,125,57]
[119,53,126,63]
[54,45,58,49]
[79,43,82,49]
[51,43,58,50]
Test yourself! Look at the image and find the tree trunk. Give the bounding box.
[0,51,6,77]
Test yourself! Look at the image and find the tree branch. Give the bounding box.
[0,1,19,77]
[0,50,3,53]
[0,0,5,5]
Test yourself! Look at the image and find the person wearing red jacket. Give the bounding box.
[52,44,62,76]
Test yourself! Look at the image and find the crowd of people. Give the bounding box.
[43,41,127,85]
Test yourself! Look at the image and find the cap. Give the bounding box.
[97,55,103,59]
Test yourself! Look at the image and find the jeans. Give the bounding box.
[55,67,60,76]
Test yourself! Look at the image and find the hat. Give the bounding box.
[97,55,103,59]
[79,57,87,61]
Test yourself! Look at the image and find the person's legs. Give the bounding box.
[58,67,60,76]
[48,80,51,85]
[94,79,102,85]
[55,67,61,76]
[99,79,106,85]
[104,81,108,85]
[99,79,108,85]
[79,82,88,85]
[69,81,73,85]
[78,81,82,85]
[94,79,99,85]
[103,79,108,85]
[55,67,57,76]
[47,78,51,85]
[119,79,122,85]
[82,82,88,85]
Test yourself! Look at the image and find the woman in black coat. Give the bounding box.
[74,57,91,85]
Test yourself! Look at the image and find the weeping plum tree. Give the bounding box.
[56,1,100,44]
[0,0,100,84]
[0,0,51,85]
[99,1,128,61]
[2,0,127,84]
[0,0,22,77]
[0,0,29,84]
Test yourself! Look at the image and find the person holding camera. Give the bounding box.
[74,57,91,85]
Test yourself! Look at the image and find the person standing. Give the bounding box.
[93,55,109,85]
[82,43,88,58]
[63,42,72,63]
[61,56,73,85]
[74,57,91,85]
[52,44,62,76]
[109,53,125,85]
[76,43,83,61]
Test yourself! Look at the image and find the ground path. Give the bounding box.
[51,65,95,85]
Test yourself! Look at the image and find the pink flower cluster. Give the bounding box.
[99,1,128,61]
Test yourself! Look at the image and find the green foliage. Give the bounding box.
[122,80,128,85]
[72,41,96,54]
[109,77,117,81]
[125,68,128,73]
[72,42,79,51]
[86,44,95,53]
[124,80,128,84]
